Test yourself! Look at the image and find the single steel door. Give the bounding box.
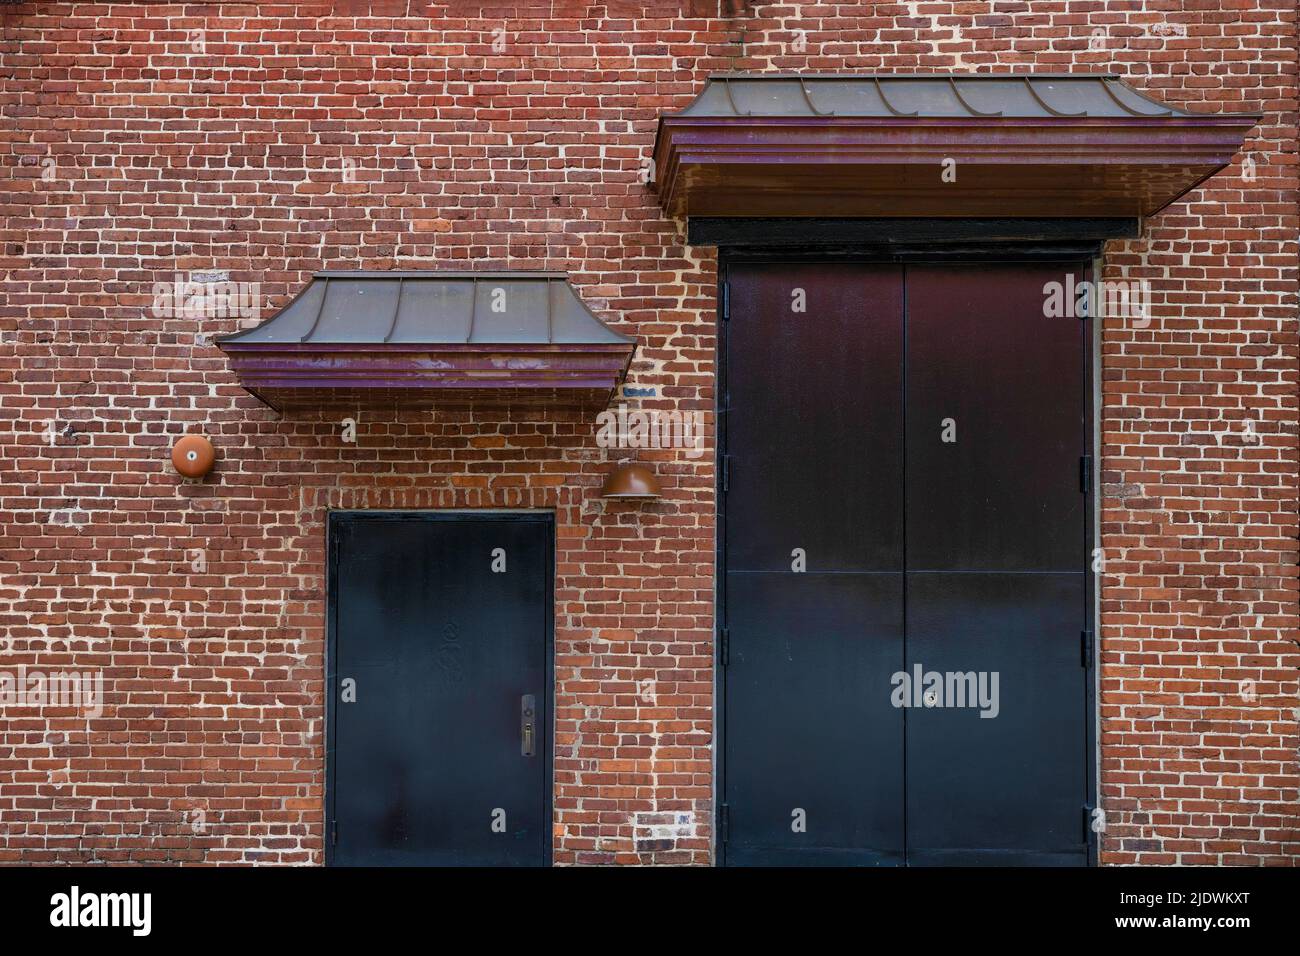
[721,262,906,865]
[327,512,552,866]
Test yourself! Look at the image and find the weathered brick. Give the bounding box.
[0,1,1295,867]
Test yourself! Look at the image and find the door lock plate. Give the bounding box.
[521,694,536,756]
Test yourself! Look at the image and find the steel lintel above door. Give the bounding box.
[688,216,1140,249]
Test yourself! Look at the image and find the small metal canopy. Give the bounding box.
[653,73,1259,222]
[217,271,635,411]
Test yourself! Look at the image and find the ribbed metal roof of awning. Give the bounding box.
[673,73,1204,119]
[220,271,633,347]
[653,72,1260,221]
[217,272,635,411]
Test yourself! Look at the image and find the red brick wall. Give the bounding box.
[0,2,1295,865]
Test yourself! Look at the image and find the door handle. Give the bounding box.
[520,694,536,757]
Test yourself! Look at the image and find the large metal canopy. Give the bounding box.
[653,73,1259,222]
[217,272,635,411]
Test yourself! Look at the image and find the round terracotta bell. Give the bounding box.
[600,462,661,499]
[171,434,215,479]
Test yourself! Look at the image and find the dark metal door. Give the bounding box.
[903,262,1089,865]
[721,262,906,865]
[720,257,1090,867]
[327,512,552,866]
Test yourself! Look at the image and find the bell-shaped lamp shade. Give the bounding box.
[600,462,661,499]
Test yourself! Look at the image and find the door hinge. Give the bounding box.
[1082,804,1094,843]
[721,454,731,493]
[1081,628,1094,669]
[1080,454,1093,494]
[719,626,729,667]
[721,282,730,321]
[331,819,338,846]
[719,803,730,844]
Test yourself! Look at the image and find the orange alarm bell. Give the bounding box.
[171,434,215,479]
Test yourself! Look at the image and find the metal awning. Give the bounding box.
[217,272,635,411]
[653,73,1259,221]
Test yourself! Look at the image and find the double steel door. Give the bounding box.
[720,259,1092,866]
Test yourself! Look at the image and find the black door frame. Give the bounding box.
[324,509,555,867]
[715,246,1099,866]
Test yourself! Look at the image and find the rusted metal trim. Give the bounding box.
[873,77,919,117]
[298,276,330,343]
[381,276,404,343]
[1099,78,1171,117]
[1022,77,1088,117]
[948,77,1002,117]
[798,77,835,116]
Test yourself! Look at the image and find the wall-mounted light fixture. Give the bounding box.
[600,462,661,500]
[171,434,216,479]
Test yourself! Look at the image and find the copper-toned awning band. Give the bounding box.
[653,73,1260,221]
[217,272,635,411]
